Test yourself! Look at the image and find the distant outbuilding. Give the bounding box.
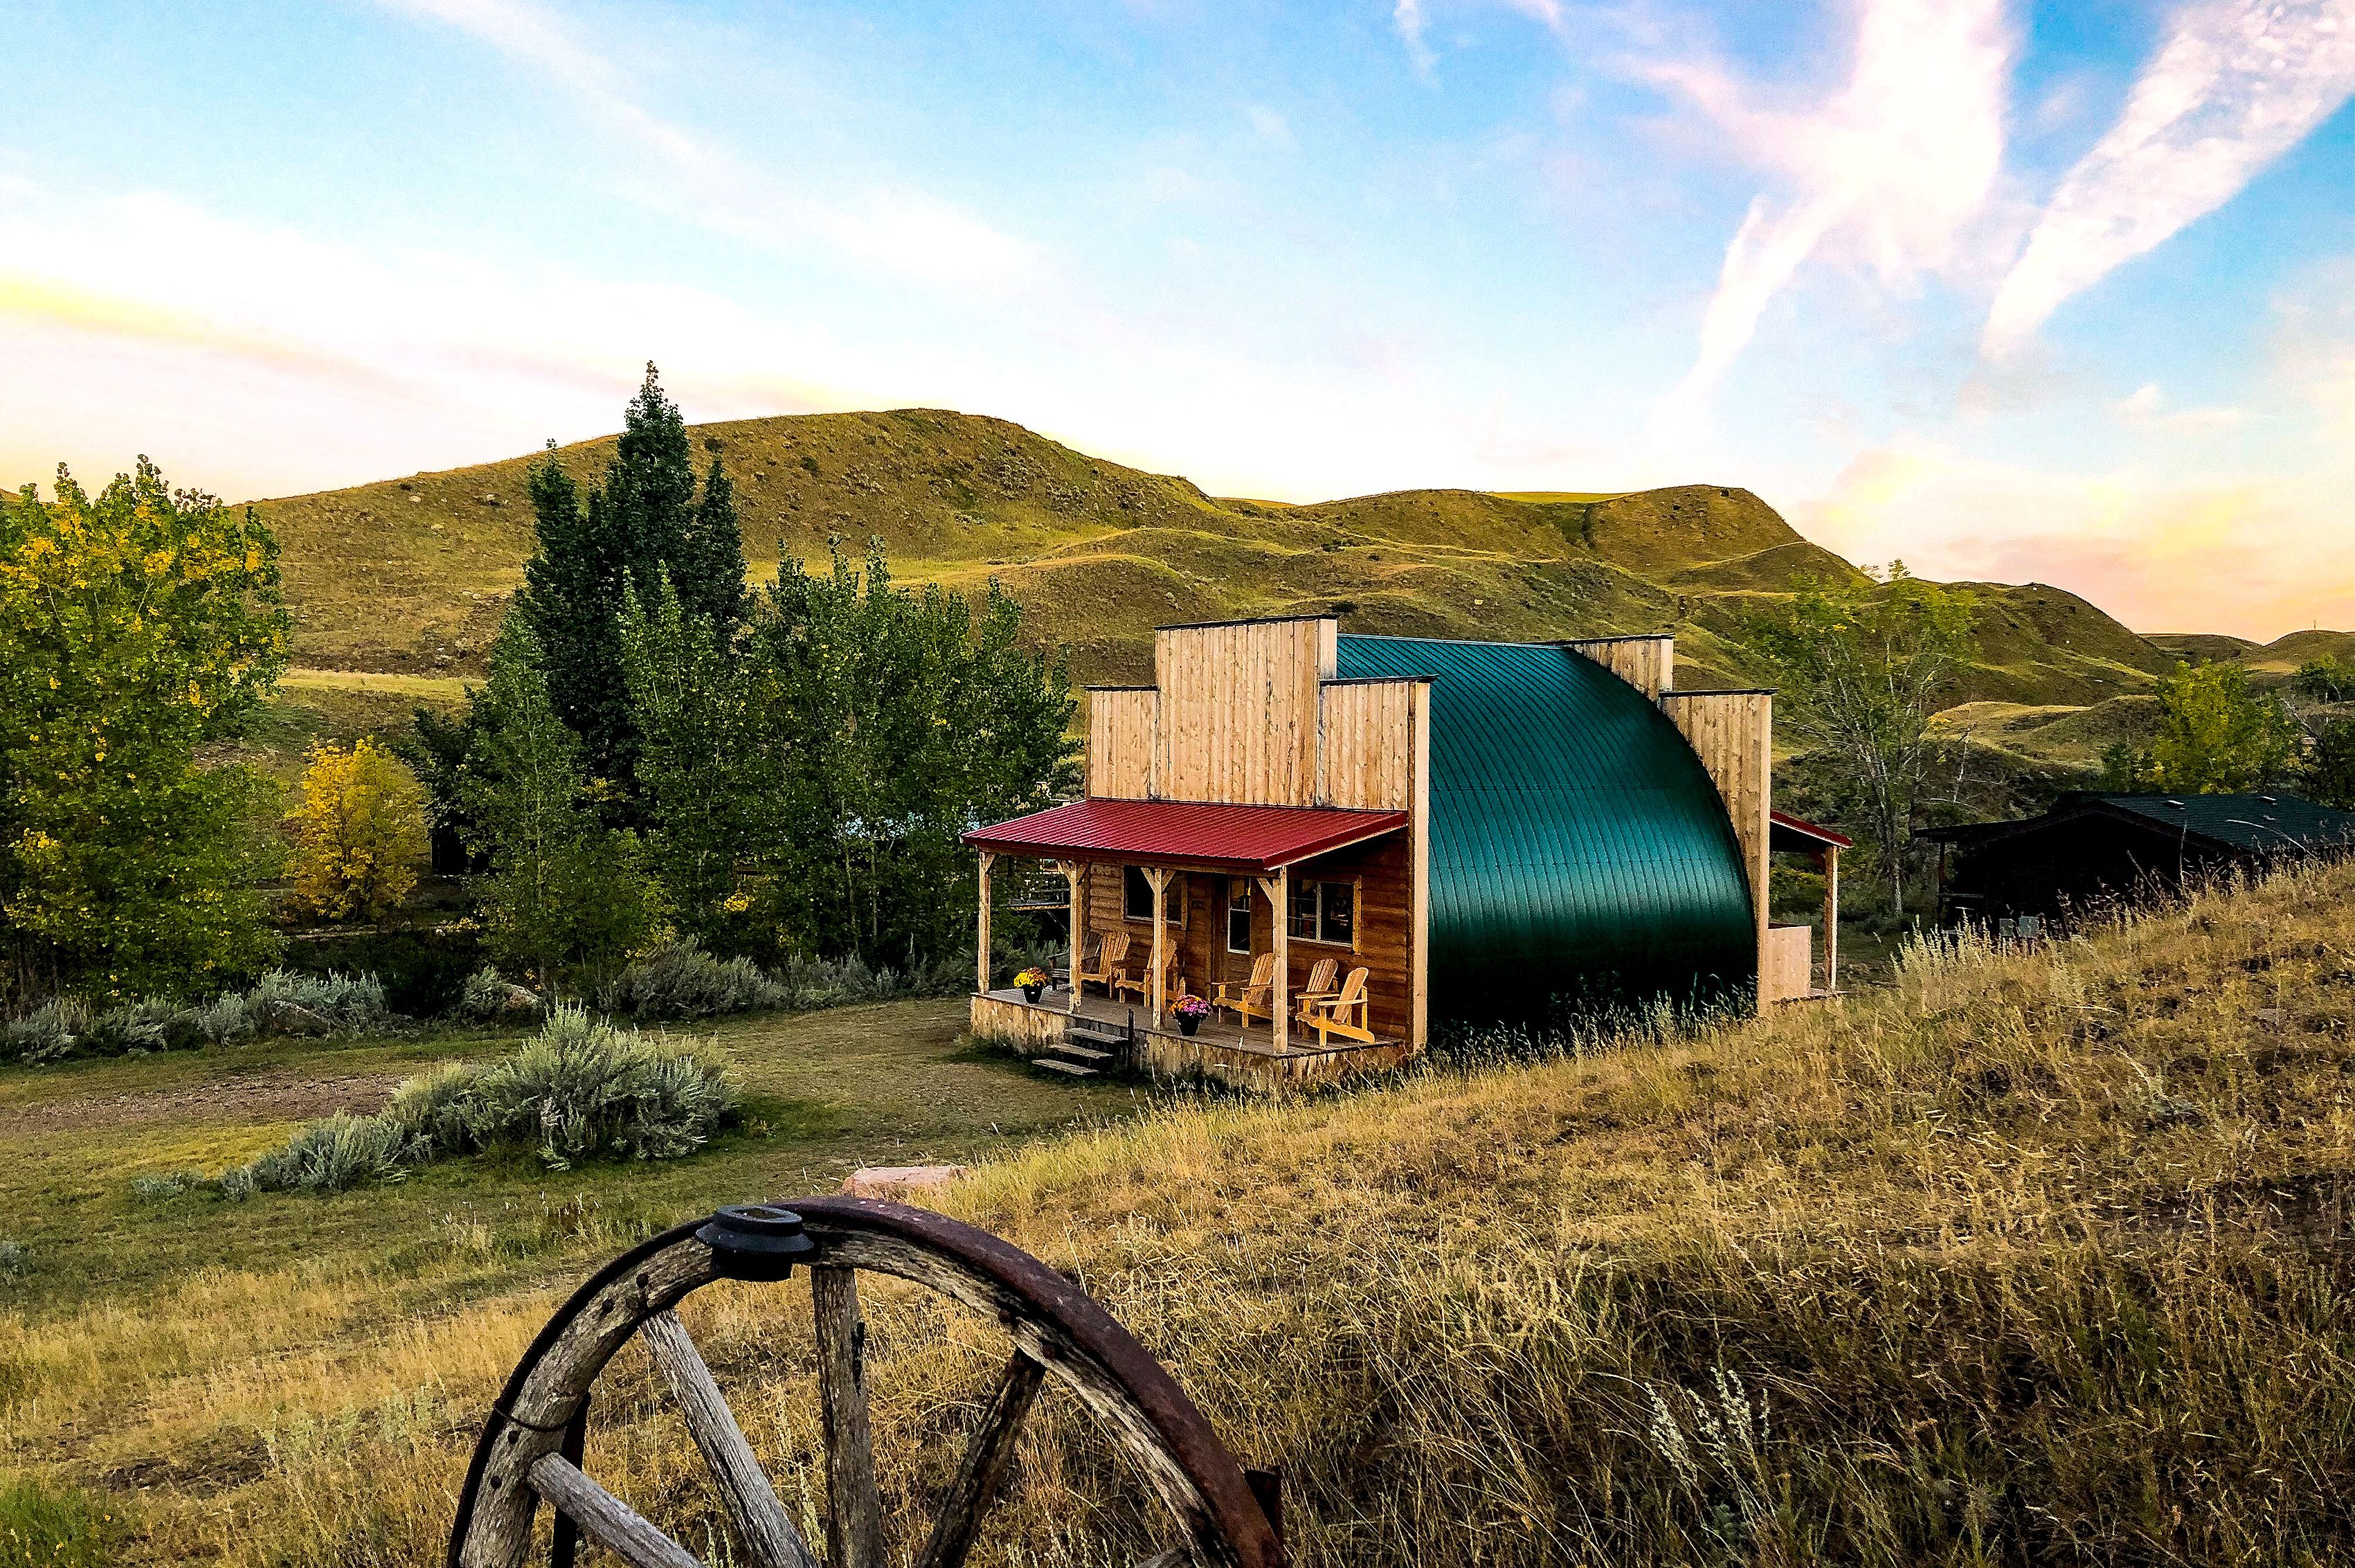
[1920,792,2355,926]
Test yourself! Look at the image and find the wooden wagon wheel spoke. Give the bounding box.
[811,1264,886,1568]
[449,1199,1285,1568]
[911,1349,1047,1568]
[528,1452,705,1568]
[638,1309,819,1568]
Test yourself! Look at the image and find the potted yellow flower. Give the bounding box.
[1171,993,1211,1037]
[1015,966,1050,1003]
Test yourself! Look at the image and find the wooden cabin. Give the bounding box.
[966,616,1837,1091]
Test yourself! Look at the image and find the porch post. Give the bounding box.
[1262,868,1290,1052]
[975,851,995,995]
[1821,844,1839,993]
[1061,860,1085,1014]
[1144,865,1173,1029]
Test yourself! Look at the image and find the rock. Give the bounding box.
[2253,1007,2287,1027]
[256,1001,330,1036]
[840,1164,968,1201]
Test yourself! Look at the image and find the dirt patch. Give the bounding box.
[0,1068,404,1136]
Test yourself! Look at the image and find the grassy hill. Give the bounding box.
[2149,629,2355,684]
[5,856,2348,1564]
[244,409,2201,757]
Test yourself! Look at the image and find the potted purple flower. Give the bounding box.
[1171,993,1211,1037]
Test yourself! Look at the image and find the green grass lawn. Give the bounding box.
[0,997,1144,1321]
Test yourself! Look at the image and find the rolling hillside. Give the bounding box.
[235,407,2272,768]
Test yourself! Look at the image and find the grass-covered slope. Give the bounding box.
[243,408,2186,710]
[7,861,2348,1565]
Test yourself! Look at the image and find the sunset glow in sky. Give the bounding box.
[6,0,2352,638]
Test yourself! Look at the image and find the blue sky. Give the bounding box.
[4,0,2351,638]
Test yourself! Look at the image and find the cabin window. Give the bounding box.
[1227,883,1253,954]
[1122,867,1183,924]
[1287,879,1356,946]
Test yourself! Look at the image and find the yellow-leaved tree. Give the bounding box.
[288,739,429,921]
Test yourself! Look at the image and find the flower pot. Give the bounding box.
[1020,984,1044,1004]
[1176,1014,1202,1037]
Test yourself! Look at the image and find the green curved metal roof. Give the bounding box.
[1334,635,1754,1022]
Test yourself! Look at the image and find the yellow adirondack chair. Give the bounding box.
[1213,953,1276,1025]
[1291,957,1340,1022]
[1116,949,1183,1008]
[1301,966,1373,1045]
[1077,930,1129,996]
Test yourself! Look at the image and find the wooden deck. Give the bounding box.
[971,985,1413,1094]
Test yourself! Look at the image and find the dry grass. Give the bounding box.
[6,863,2354,1564]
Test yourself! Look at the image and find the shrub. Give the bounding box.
[128,1169,208,1201]
[244,1112,425,1194]
[247,968,388,1031]
[0,1239,28,1277]
[89,997,198,1054]
[611,941,786,1020]
[228,1007,739,1192]
[2,1000,85,1065]
[192,990,255,1044]
[459,966,542,1022]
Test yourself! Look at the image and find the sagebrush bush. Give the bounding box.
[2,1000,86,1065]
[231,1007,739,1192]
[611,941,786,1019]
[247,968,387,1029]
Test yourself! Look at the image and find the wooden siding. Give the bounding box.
[1566,635,1674,701]
[1319,679,1416,809]
[1153,620,1327,806]
[1661,689,1773,1001]
[1761,923,1812,1003]
[1086,687,1159,799]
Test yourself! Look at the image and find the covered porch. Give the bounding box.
[1762,809,1851,1002]
[971,982,1414,1092]
[966,795,1418,1079]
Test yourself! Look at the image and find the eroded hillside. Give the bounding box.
[246,408,2185,718]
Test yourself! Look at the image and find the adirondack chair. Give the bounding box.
[1290,957,1340,1022]
[1212,953,1277,1025]
[1300,966,1373,1045]
[1115,948,1184,1008]
[1076,930,1129,996]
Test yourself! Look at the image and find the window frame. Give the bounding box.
[1226,881,1254,955]
[1121,865,1186,928]
[1284,876,1362,951]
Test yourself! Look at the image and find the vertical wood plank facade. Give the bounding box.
[1565,635,1674,701]
[1660,688,1774,1004]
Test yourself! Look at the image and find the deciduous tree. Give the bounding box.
[2147,660,2299,795]
[287,739,429,921]
[0,460,288,997]
[1749,566,1975,915]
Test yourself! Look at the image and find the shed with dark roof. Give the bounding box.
[1920,792,2355,924]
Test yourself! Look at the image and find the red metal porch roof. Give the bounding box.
[964,797,1408,872]
[1770,809,1854,851]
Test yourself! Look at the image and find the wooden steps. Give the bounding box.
[1027,1013,1135,1081]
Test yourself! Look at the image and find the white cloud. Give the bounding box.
[1652,0,2013,436]
[1394,0,1436,76]
[1984,0,2355,357]
[2113,381,2246,431]
[369,0,1038,288]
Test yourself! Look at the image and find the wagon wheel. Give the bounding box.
[447,1196,1285,1568]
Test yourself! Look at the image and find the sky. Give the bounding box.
[3,0,2351,640]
